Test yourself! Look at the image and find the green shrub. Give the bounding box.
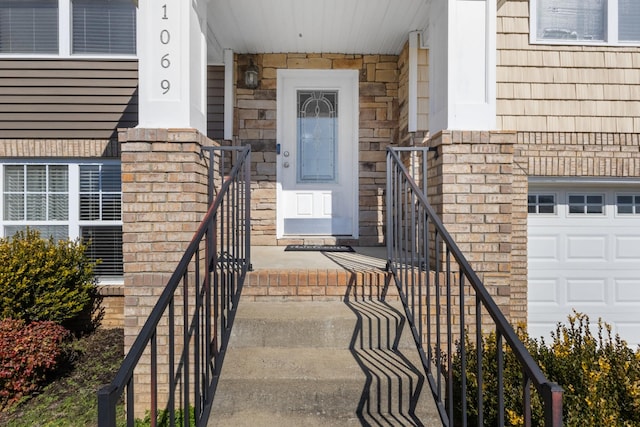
[451,312,640,426]
[0,229,99,331]
[0,319,70,410]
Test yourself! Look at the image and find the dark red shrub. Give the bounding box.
[0,319,69,410]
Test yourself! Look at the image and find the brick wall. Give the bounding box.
[234,53,400,246]
[119,128,216,415]
[428,130,518,321]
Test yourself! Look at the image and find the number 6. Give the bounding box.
[161,53,170,68]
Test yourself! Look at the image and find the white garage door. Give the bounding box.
[528,185,640,347]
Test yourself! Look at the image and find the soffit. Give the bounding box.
[206,0,429,60]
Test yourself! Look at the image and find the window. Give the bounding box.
[72,0,136,54]
[0,0,136,56]
[617,194,640,215]
[1,161,123,278]
[3,164,69,240]
[532,0,640,45]
[568,194,605,215]
[528,194,556,214]
[0,0,58,54]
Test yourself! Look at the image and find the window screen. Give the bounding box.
[536,0,605,42]
[619,0,640,42]
[0,0,58,53]
[72,0,136,54]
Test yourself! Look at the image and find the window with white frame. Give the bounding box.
[532,0,640,45]
[528,194,556,214]
[1,161,123,278]
[568,194,605,215]
[0,0,136,56]
[617,194,640,215]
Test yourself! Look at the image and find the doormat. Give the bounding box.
[284,244,355,252]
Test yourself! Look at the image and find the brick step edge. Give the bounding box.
[242,269,400,300]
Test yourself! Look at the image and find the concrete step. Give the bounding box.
[229,300,418,349]
[208,300,441,427]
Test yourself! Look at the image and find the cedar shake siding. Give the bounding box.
[207,65,225,141]
[497,0,640,133]
[0,59,138,139]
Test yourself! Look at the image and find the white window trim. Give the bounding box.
[0,0,138,60]
[1,159,123,284]
[529,0,640,47]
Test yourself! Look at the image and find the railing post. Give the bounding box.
[542,382,564,426]
[97,385,118,427]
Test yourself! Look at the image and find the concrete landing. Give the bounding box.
[250,246,387,271]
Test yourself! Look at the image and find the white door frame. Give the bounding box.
[276,69,359,239]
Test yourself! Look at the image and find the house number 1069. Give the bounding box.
[160,4,170,95]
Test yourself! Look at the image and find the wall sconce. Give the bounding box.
[244,59,259,89]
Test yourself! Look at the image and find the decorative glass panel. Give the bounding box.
[72,0,136,54]
[537,0,605,42]
[0,0,58,54]
[297,91,338,183]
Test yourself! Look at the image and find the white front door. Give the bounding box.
[276,70,359,238]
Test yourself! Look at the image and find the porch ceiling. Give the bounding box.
[206,0,430,61]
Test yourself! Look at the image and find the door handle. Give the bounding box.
[283,162,290,168]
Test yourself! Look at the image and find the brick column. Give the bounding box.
[428,130,517,319]
[119,128,214,415]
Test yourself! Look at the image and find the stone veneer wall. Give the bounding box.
[0,139,123,328]
[427,130,518,321]
[235,53,400,246]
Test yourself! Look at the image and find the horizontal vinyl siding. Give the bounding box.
[207,65,224,141]
[497,0,640,133]
[0,60,138,139]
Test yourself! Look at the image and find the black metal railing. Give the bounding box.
[386,147,563,426]
[97,145,251,427]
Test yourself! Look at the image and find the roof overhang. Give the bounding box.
[206,0,430,63]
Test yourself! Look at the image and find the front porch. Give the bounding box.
[98,142,562,426]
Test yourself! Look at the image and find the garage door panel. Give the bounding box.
[528,234,560,262]
[566,235,607,262]
[615,236,640,261]
[566,278,607,304]
[615,323,640,344]
[528,278,560,304]
[615,279,640,303]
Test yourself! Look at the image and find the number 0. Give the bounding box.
[160,30,170,44]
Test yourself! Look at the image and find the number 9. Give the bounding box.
[161,80,170,94]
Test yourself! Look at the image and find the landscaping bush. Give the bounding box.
[0,229,99,331]
[0,319,70,411]
[451,312,640,426]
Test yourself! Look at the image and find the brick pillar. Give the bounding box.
[428,130,517,319]
[119,128,214,416]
